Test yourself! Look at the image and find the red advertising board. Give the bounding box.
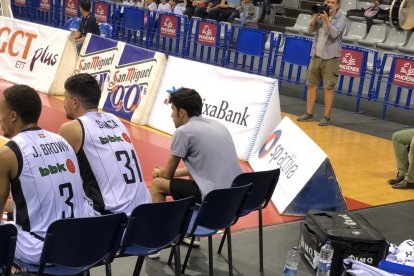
[159,15,178,37]
[65,0,78,17]
[339,49,363,78]
[94,2,109,23]
[40,0,51,12]
[197,22,217,46]
[392,58,414,89]
[14,0,26,7]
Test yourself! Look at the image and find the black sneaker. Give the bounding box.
[297,113,314,122]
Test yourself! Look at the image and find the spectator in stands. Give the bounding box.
[151,88,242,204]
[228,0,255,22]
[171,0,186,15]
[123,0,144,8]
[145,0,158,11]
[58,73,151,216]
[388,129,414,189]
[70,0,100,54]
[209,0,240,21]
[297,0,346,126]
[158,0,172,12]
[0,84,92,264]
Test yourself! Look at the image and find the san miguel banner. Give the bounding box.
[147,56,281,161]
[249,117,347,215]
[76,34,120,92]
[65,0,78,17]
[93,2,109,23]
[0,17,77,94]
[392,58,414,89]
[339,49,363,77]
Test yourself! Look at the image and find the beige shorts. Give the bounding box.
[306,56,340,90]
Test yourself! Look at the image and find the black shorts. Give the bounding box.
[170,178,202,203]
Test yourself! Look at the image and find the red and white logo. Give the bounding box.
[40,0,50,12]
[160,15,177,37]
[339,49,363,77]
[14,0,26,6]
[393,58,414,89]
[65,0,78,17]
[94,3,108,23]
[197,22,217,46]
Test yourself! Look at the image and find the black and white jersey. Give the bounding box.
[7,128,90,237]
[77,112,151,215]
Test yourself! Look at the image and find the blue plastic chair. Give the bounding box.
[99,23,113,38]
[0,224,17,276]
[181,183,252,276]
[217,169,280,272]
[62,17,81,31]
[118,197,195,276]
[14,213,127,276]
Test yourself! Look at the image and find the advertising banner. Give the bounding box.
[147,56,280,161]
[0,17,75,94]
[65,0,78,17]
[392,58,414,89]
[39,0,51,12]
[93,2,109,23]
[339,48,363,77]
[249,117,346,215]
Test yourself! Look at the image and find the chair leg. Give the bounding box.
[173,245,181,276]
[105,263,112,276]
[258,208,264,272]
[182,236,195,274]
[133,256,145,276]
[217,228,229,254]
[208,236,213,276]
[168,247,174,265]
[227,229,233,276]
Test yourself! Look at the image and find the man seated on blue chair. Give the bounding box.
[0,84,92,264]
[70,0,100,54]
[151,88,242,244]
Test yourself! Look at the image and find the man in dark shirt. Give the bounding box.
[70,0,100,54]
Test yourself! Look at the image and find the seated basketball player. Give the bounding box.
[151,88,242,203]
[0,85,92,264]
[389,129,414,189]
[58,73,151,216]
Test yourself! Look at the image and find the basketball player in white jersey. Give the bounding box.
[58,73,151,216]
[0,85,91,264]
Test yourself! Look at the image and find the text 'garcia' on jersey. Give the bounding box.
[39,159,76,176]
[99,133,132,145]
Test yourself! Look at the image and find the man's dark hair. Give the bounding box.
[169,88,202,117]
[80,0,91,12]
[4,85,41,124]
[64,73,101,109]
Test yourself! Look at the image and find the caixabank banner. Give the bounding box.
[249,117,347,215]
[147,56,280,161]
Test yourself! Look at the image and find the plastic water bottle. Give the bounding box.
[316,240,334,276]
[240,12,246,26]
[283,246,300,276]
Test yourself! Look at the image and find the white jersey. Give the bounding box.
[8,128,91,264]
[77,112,151,215]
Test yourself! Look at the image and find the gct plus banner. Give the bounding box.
[0,17,71,93]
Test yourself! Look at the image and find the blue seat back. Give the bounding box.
[39,213,127,270]
[99,23,113,37]
[62,17,80,30]
[192,184,252,231]
[232,169,280,216]
[0,224,17,276]
[121,197,195,250]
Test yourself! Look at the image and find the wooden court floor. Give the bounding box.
[0,79,413,232]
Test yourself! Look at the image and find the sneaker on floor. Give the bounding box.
[318,116,330,126]
[387,174,405,185]
[183,236,201,247]
[297,113,314,122]
[147,252,161,259]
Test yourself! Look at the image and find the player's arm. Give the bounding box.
[58,120,83,153]
[153,155,182,180]
[0,147,14,215]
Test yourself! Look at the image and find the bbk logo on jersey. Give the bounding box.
[99,133,131,144]
[39,159,76,176]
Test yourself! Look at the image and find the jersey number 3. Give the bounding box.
[59,183,74,218]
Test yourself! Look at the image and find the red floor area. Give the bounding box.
[0,81,372,231]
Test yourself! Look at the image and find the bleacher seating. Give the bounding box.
[357,24,387,47]
[377,28,408,50]
[342,21,367,43]
[285,13,311,35]
[398,32,414,54]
